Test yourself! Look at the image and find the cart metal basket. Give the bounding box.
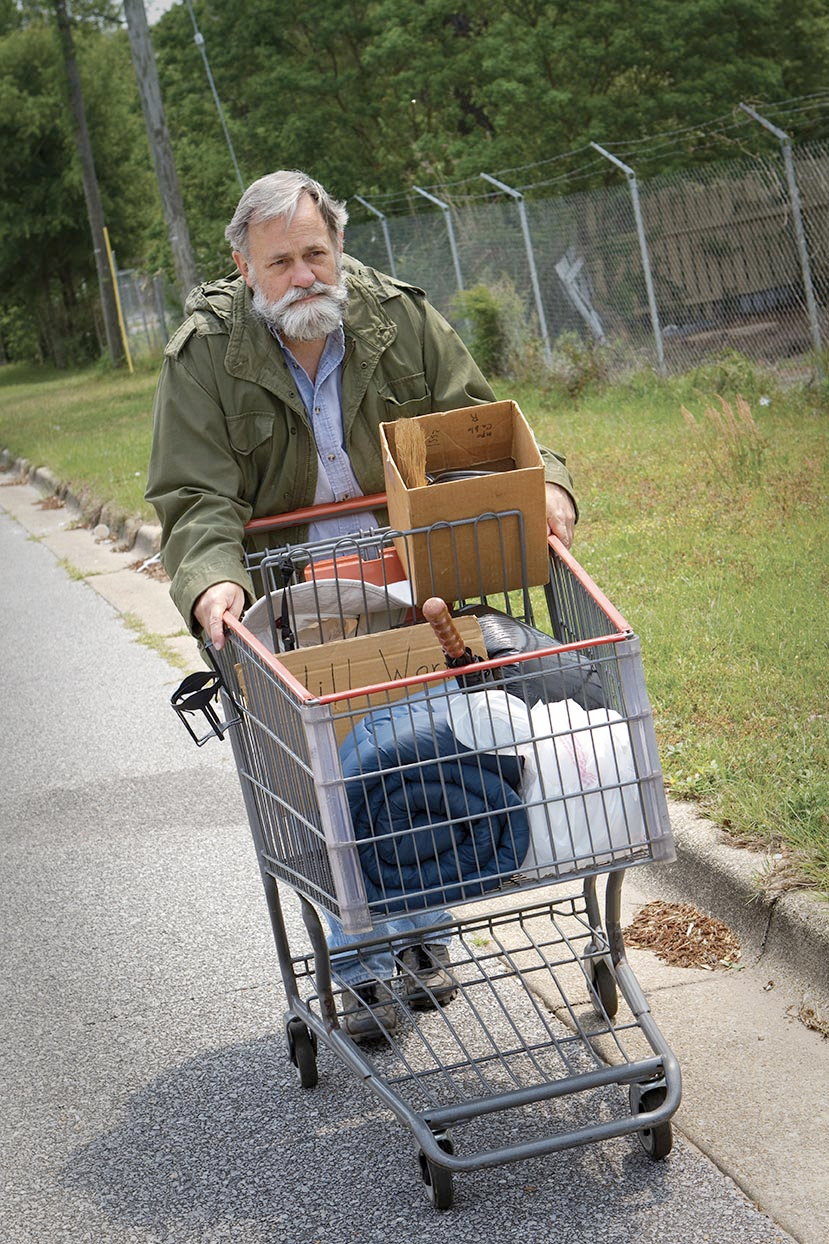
[174,506,681,1210]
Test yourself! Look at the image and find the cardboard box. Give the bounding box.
[380,401,549,605]
[277,616,485,743]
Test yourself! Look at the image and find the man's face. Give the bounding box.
[232,195,347,343]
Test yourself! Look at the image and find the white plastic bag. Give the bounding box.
[446,687,535,751]
[519,699,647,876]
[446,689,647,878]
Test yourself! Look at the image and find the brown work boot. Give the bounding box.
[398,943,458,1010]
[339,981,399,1042]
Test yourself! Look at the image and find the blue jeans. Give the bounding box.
[325,909,455,986]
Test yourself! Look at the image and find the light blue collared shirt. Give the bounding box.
[277,326,378,545]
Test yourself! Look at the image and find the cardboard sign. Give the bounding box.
[277,616,486,743]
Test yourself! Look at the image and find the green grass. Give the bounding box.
[0,360,160,525]
[2,353,827,893]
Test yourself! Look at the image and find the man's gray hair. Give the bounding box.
[224,170,348,257]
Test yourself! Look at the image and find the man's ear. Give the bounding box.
[232,250,253,288]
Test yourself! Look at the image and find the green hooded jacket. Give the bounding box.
[146,256,575,630]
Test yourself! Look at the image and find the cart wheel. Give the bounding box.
[584,944,618,1018]
[286,1018,318,1090]
[629,1083,673,1160]
[418,1132,454,1211]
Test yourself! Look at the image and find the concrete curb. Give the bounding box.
[643,801,829,1008]
[1,450,162,560]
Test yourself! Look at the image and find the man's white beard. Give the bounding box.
[252,276,348,342]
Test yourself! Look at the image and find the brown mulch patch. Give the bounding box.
[36,495,64,510]
[623,900,741,970]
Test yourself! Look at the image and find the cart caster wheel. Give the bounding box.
[630,1083,673,1160]
[584,944,618,1018]
[286,1018,318,1089]
[418,1132,454,1211]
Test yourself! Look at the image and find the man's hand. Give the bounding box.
[193,581,245,651]
[545,482,576,549]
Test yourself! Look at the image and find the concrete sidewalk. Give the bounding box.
[3,455,828,1244]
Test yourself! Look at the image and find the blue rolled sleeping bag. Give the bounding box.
[340,694,529,915]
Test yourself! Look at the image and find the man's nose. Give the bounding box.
[292,260,316,288]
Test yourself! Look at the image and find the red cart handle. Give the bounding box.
[243,493,388,536]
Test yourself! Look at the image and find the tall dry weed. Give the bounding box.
[680,393,766,483]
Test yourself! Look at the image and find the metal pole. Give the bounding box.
[354,195,397,277]
[591,142,666,376]
[102,228,134,374]
[413,186,464,294]
[739,103,824,376]
[480,173,552,364]
[183,0,245,193]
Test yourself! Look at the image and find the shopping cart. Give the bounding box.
[172,503,681,1210]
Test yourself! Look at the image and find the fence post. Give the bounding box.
[480,173,552,364]
[739,103,824,378]
[591,142,666,376]
[153,273,170,342]
[353,195,397,277]
[413,186,465,295]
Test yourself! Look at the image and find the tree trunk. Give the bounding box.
[123,0,201,306]
[53,0,125,367]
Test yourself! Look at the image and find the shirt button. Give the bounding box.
[327,453,336,461]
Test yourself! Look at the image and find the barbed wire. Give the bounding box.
[351,93,829,219]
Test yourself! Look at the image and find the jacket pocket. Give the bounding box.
[226,412,275,455]
[377,372,432,417]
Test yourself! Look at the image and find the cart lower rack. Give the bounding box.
[174,511,681,1210]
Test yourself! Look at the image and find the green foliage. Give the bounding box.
[451,284,508,377]
[452,277,549,381]
[4,0,829,366]
[545,332,617,400]
[0,13,158,365]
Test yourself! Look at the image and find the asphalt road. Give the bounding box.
[1,507,797,1244]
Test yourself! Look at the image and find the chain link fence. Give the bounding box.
[114,269,179,361]
[347,138,829,378]
[123,138,829,379]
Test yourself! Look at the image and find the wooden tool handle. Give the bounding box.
[422,596,467,660]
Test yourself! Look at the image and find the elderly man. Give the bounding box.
[147,169,577,1041]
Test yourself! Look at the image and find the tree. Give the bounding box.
[0,11,158,364]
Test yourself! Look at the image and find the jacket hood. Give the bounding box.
[183,274,240,319]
